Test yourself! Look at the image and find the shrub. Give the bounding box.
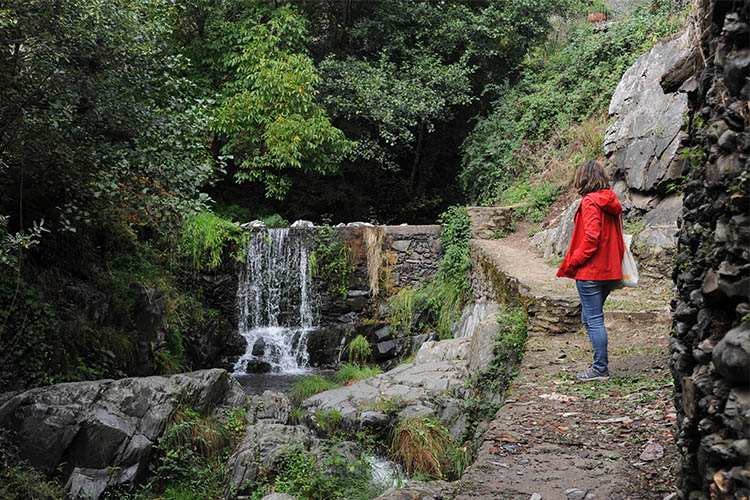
[180,212,248,270]
[0,430,64,500]
[389,417,455,479]
[388,287,416,334]
[310,224,354,298]
[461,1,684,203]
[345,334,372,365]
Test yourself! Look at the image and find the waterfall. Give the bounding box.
[233,228,317,374]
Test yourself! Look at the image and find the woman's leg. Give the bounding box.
[575,280,609,373]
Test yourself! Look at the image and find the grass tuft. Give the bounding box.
[389,417,455,479]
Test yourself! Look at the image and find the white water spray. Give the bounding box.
[233,228,317,374]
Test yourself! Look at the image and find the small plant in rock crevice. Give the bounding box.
[345,334,372,365]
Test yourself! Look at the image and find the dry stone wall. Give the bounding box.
[670,2,749,498]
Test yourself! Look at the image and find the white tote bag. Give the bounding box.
[620,216,639,288]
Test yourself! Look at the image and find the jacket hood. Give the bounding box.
[586,189,622,215]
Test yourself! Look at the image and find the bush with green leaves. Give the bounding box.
[461,0,684,202]
[345,335,372,365]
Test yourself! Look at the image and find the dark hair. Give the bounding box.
[574,160,610,195]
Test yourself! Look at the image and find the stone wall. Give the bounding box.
[670,2,750,498]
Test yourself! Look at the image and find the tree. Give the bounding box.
[202,2,351,199]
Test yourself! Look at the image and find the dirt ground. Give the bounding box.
[454,227,678,500]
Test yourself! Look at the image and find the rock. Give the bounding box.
[531,200,580,258]
[605,29,692,194]
[241,220,266,228]
[712,322,750,384]
[374,324,392,341]
[0,369,245,500]
[530,494,543,500]
[374,480,458,500]
[467,206,518,239]
[290,220,314,228]
[347,290,369,311]
[249,391,291,425]
[130,283,167,376]
[261,494,298,500]
[226,423,315,488]
[375,340,399,361]
[301,338,470,436]
[640,442,665,461]
[468,315,500,375]
[454,302,500,339]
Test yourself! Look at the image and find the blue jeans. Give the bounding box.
[576,280,619,373]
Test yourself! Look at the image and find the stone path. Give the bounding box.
[454,237,677,500]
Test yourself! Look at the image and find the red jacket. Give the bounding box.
[557,189,624,281]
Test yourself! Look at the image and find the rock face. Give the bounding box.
[605,29,693,195]
[537,29,698,277]
[0,369,246,500]
[669,3,749,498]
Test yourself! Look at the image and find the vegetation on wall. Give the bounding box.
[388,205,472,339]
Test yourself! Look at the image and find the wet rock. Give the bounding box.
[261,494,298,500]
[374,480,458,500]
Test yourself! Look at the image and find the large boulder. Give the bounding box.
[0,369,246,500]
[605,29,694,196]
[531,199,580,259]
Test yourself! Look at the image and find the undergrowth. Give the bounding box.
[310,223,355,298]
[389,417,456,480]
[461,0,685,203]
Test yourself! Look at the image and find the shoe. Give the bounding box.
[575,365,610,382]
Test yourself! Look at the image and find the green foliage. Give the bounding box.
[0,274,59,390]
[388,287,417,333]
[461,1,684,202]
[310,224,354,298]
[333,363,382,385]
[180,212,248,270]
[314,408,343,435]
[291,375,339,405]
[501,181,561,224]
[242,445,383,500]
[149,406,243,499]
[0,430,64,500]
[389,417,456,480]
[211,3,351,199]
[345,335,372,365]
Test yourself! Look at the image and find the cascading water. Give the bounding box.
[233,228,317,375]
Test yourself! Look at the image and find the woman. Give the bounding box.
[557,160,624,381]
